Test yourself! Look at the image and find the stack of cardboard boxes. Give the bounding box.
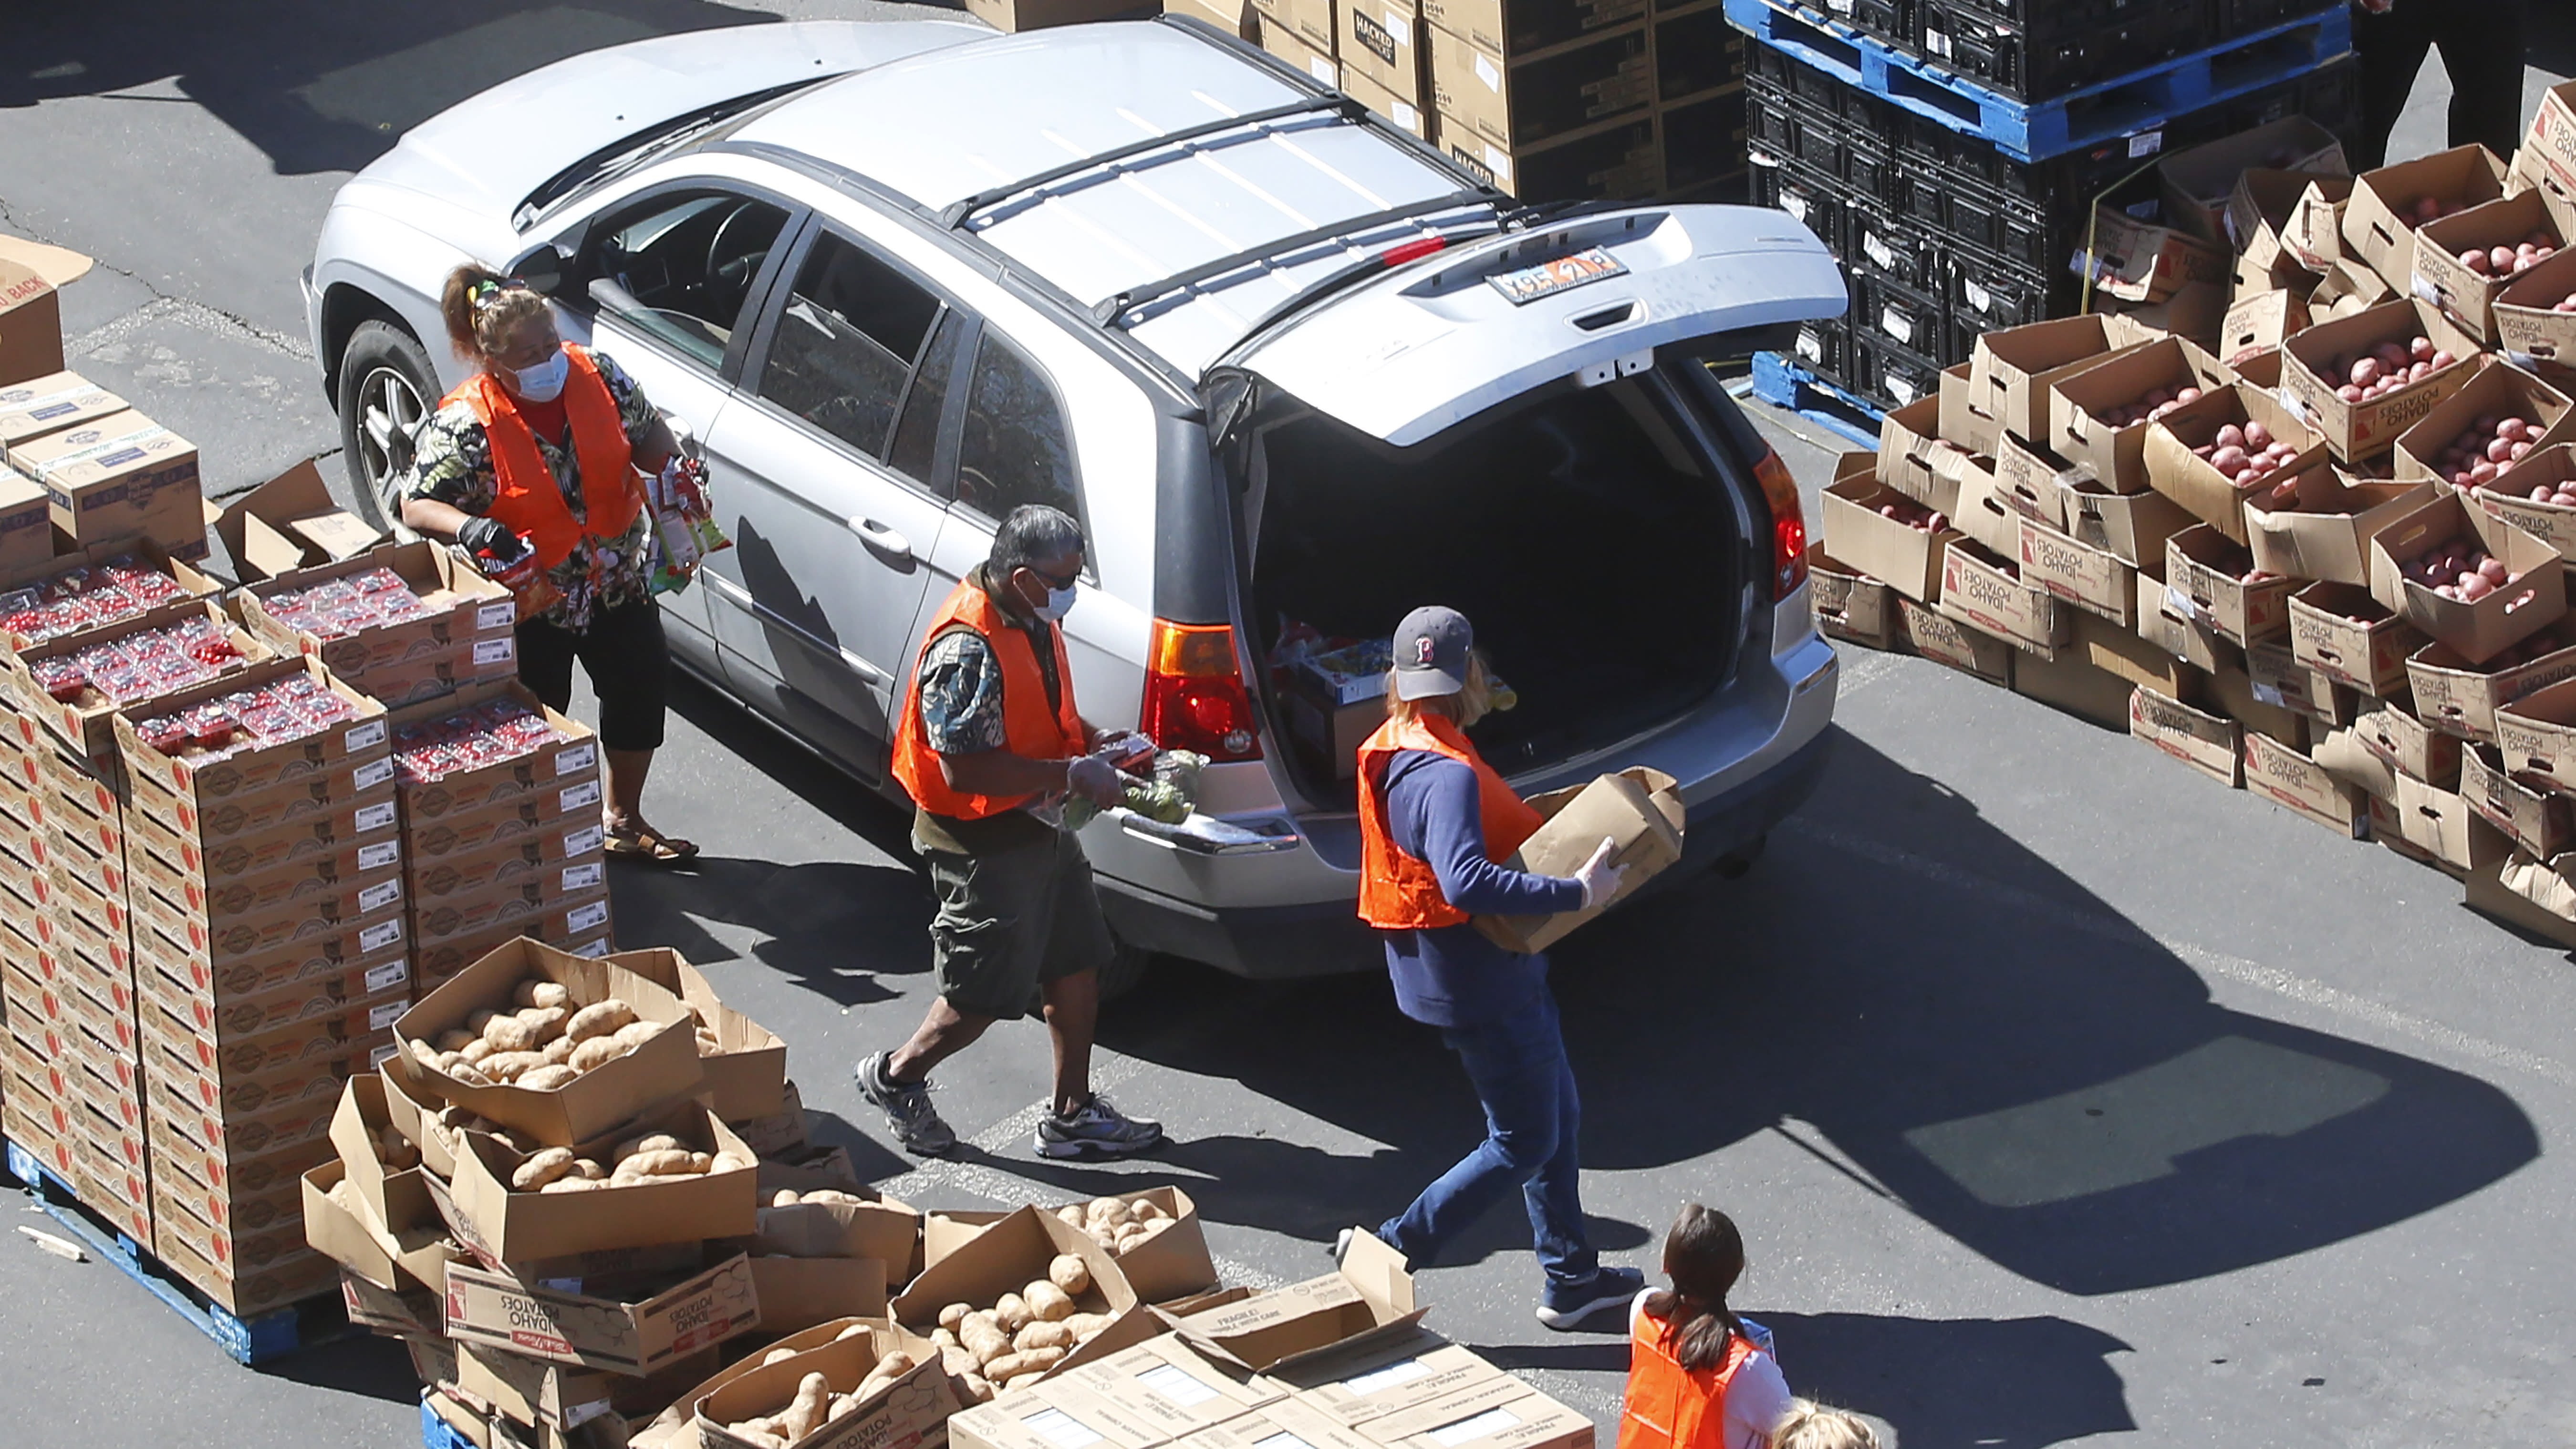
[1816,83,2576,946]
[1170,0,1742,202]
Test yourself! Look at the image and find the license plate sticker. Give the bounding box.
[1486,246,1627,305]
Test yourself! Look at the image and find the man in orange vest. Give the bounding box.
[1345,606,1637,1329]
[859,505,1165,1160]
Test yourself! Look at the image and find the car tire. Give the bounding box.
[1711,833,1767,881]
[335,319,438,533]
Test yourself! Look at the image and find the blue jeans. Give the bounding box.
[1380,988,1598,1286]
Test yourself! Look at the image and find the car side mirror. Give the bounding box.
[506,241,575,298]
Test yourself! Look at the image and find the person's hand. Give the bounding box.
[1066,753,1126,809]
[456,515,515,556]
[1572,837,1626,910]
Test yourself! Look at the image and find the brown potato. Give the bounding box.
[512,979,571,1010]
[1022,1282,1075,1323]
[516,1005,570,1044]
[614,1133,683,1163]
[434,1029,477,1053]
[1015,1320,1075,1353]
[512,1147,575,1190]
[539,1177,603,1194]
[567,1036,623,1074]
[1048,1254,1091,1295]
[540,1037,577,1066]
[480,1016,536,1053]
[518,1065,578,1091]
[458,1038,498,1065]
[567,999,638,1044]
[994,1293,1032,1334]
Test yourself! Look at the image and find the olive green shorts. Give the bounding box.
[921,827,1117,1020]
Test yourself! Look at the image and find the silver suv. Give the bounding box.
[303,16,1848,983]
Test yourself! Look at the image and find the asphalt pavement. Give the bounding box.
[3,6,2576,1447]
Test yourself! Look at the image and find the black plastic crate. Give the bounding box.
[1895,155,1948,235]
[1921,0,2206,104]
[1850,211,1943,292]
[1853,330,1952,410]
[1750,155,1854,257]
[1942,179,2063,273]
[1856,271,1948,363]
[1944,248,2065,334]
[1850,0,1915,56]
[1843,130,1899,205]
[1787,314,1852,386]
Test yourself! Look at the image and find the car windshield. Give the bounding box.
[511,76,837,230]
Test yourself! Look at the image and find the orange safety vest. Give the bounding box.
[1617,1301,1761,1449]
[447,344,642,571]
[892,578,1088,821]
[1356,713,1546,930]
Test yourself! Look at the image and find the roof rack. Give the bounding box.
[1091,190,1496,326]
[939,93,1363,230]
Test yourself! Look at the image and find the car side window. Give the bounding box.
[885,310,965,493]
[954,329,1081,526]
[587,191,789,370]
[758,232,942,462]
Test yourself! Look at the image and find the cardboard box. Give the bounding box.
[746,1255,890,1337]
[1897,598,2013,686]
[2141,389,2329,547]
[2282,176,2357,272]
[2243,732,2365,837]
[2246,641,2357,727]
[2290,580,2425,695]
[893,1204,1149,1378]
[302,1159,452,1294]
[2011,648,2135,727]
[130,865,405,968]
[2469,852,2576,948]
[1938,539,2068,658]
[2017,516,2133,626]
[1166,1228,1421,1375]
[2413,189,2566,342]
[1432,101,1658,202]
[0,370,124,463]
[390,937,703,1148]
[443,1252,761,1377]
[1808,549,1895,650]
[1970,315,2156,446]
[1255,13,1341,87]
[922,1189,1209,1303]
[1938,360,2002,456]
[1469,766,1681,954]
[2161,525,2293,647]
[2280,299,2482,461]
[1163,0,1257,40]
[2393,770,2509,874]
[2405,636,2576,743]
[2059,476,2195,570]
[757,1166,922,1274]
[1355,1378,1590,1449]
[2208,662,2307,748]
[1058,1333,1288,1436]
[1426,20,1650,151]
[2130,684,2241,787]
[1823,463,1962,602]
[2245,472,2437,586]
[2217,287,2309,366]
[2496,675,2576,790]
[2047,338,2232,495]
[211,458,384,584]
[1163,1398,1387,1449]
[2514,80,2576,208]
[1951,445,2036,555]
[412,893,613,984]
[2162,117,2348,248]
[0,598,270,759]
[1876,396,1952,513]
[2344,145,2509,288]
[2077,206,2230,306]
[406,825,604,906]
[1420,0,1645,55]
[0,244,76,388]
[1339,0,1423,104]
[2460,743,2573,857]
[235,539,515,684]
[9,408,205,555]
[457,1341,723,1438]
[1341,65,1429,139]
[2357,696,2462,786]
[390,680,602,829]
[2308,256,2396,323]
[2316,723,2401,802]
[964,0,1141,30]
[951,1381,1174,1449]
[2392,358,2576,487]
[2367,493,2565,664]
[2229,168,2346,268]
[153,1219,336,1317]
[2476,444,2576,559]
[579,947,785,1121]
[126,772,401,881]
[2493,247,2576,373]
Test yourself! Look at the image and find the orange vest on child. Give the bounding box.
[446,344,642,571]
[1355,713,1545,930]
[892,578,1088,821]
[1617,1299,1762,1449]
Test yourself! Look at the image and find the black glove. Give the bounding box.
[456,515,514,556]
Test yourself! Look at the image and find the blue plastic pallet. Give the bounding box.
[4,1135,354,1366]
[422,1396,477,1449]
[1725,0,2352,160]
[1746,352,1886,447]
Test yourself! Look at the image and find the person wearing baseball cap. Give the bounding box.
[1343,605,1639,1330]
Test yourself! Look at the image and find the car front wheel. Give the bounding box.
[335,319,437,532]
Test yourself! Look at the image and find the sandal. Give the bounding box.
[605,821,700,864]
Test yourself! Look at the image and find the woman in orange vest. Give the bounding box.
[1346,605,1636,1329]
[1618,1205,1794,1449]
[399,263,696,862]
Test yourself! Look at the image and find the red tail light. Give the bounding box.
[1142,620,1264,762]
[1753,447,1809,600]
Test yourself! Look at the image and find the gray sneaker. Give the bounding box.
[1034,1093,1165,1159]
[855,1052,957,1157]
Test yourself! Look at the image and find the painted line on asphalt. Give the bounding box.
[873,1046,1156,1204]
[67,294,312,361]
[1781,818,2576,1091]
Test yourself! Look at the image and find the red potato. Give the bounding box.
[2399,536,2520,600]
[2437,414,2550,491]
[1876,498,1947,533]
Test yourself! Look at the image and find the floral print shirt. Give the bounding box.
[402,350,659,632]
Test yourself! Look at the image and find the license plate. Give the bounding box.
[1486,246,1628,305]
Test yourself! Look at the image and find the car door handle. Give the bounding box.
[848,517,912,564]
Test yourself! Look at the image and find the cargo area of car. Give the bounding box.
[1243,372,1746,809]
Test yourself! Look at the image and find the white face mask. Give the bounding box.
[1035,583,1077,623]
[511,348,570,403]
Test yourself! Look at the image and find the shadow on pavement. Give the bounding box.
[0,0,789,175]
[258,1331,421,1405]
[1097,727,2541,1299]
[1745,1311,2136,1449]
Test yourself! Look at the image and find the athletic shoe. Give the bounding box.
[1536,1264,1644,1331]
[855,1052,957,1157]
[1034,1093,1165,1159]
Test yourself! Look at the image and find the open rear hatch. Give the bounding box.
[1215,205,1847,808]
